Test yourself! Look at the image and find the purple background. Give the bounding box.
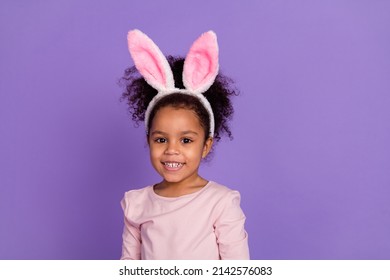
[1,0,389,259]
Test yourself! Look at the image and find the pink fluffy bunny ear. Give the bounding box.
[183,31,219,94]
[127,29,174,92]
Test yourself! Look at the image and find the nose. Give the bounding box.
[164,141,180,155]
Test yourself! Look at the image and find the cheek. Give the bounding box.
[149,144,161,160]
[188,144,206,160]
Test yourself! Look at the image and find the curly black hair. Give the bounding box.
[120,56,238,143]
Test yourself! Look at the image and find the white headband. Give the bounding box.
[127,29,219,137]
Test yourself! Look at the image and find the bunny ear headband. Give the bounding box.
[127,29,219,137]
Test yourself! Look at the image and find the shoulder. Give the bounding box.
[204,181,242,206]
[205,182,246,223]
[206,181,240,196]
[121,185,153,210]
[123,185,152,197]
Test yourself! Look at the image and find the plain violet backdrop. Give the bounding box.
[1,0,389,259]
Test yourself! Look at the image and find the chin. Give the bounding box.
[162,176,184,183]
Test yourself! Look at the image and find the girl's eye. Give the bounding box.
[181,138,193,144]
[155,138,167,143]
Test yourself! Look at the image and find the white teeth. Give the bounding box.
[164,162,183,168]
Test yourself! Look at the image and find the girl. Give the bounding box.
[120,29,249,260]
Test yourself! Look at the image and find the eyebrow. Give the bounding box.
[150,130,199,136]
[181,130,199,136]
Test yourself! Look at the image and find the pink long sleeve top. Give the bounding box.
[120,181,249,260]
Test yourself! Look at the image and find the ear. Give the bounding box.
[127,29,175,92]
[202,137,214,158]
[183,31,219,94]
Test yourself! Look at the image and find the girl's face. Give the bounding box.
[148,106,213,188]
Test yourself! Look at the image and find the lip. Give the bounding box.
[161,161,185,172]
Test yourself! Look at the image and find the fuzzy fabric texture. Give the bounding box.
[127,29,219,137]
[183,31,219,95]
[127,29,175,91]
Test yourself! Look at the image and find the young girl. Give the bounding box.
[120,29,249,260]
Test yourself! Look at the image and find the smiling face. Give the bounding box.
[148,106,213,190]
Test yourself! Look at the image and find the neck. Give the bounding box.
[155,176,208,197]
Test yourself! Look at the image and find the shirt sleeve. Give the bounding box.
[120,193,141,260]
[214,190,250,260]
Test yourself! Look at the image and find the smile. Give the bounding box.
[162,161,184,170]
